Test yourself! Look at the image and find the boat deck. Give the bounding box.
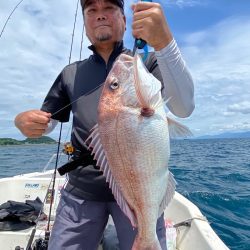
[0,170,229,250]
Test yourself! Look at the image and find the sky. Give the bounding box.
[0,0,250,140]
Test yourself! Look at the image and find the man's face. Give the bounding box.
[83,0,126,46]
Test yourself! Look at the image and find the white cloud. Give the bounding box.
[0,1,250,139]
[210,122,250,132]
[0,0,91,139]
[228,101,250,114]
[180,16,250,135]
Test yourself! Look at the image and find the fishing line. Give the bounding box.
[51,82,104,117]
[79,14,85,61]
[68,0,80,64]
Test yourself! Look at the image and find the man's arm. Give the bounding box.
[132,2,195,118]
[155,39,195,117]
[15,67,71,138]
[132,2,173,51]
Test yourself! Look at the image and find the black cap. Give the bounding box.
[82,0,124,11]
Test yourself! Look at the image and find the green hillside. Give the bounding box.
[0,136,56,145]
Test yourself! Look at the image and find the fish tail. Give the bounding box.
[132,236,162,250]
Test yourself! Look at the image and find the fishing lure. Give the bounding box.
[132,0,152,61]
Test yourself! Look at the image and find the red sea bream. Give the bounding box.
[87,53,191,249]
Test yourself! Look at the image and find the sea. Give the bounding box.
[0,138,249,250]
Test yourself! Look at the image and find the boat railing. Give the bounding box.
[42,153,67,172]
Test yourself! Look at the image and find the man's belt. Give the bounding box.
[57,151,96,176]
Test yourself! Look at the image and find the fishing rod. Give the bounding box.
[69,0,80,64]
[61,0,85,145]
[23,1,83,249]
[1,0,84,249]
[79,20,85,61]
[24,174,56,250]
[0,0,25,39]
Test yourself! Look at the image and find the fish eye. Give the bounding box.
[110,81,119,90]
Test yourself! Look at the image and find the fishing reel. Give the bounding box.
[15,230,50,250]
[31,230,50,250]
[15,228,50,250]
[62,142,74,156]
[32,238,49,250]
[15,239,48,250]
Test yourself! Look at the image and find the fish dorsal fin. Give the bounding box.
[86,125,137,227]
[134,54,162,109]
[158,171,176,217]
[167,116,193,139]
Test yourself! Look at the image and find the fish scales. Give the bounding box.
[87,54,190,249]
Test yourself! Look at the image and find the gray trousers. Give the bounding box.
[48,189,167,250]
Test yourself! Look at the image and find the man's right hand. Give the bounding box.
[14,110,51,138]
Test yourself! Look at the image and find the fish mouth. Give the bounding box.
[140,107,155,117]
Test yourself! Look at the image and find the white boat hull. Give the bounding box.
[0,170,229,250]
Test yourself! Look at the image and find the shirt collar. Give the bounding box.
[88,41,125,62]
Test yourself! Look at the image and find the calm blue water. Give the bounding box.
[0,138,249,250]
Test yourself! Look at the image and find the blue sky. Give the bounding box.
[0,0,250,139]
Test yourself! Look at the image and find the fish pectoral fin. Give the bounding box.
[85,125,137,228]
[158,171,176,217]
[167,116,193,139]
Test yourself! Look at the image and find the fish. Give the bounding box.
[86,53,191,249]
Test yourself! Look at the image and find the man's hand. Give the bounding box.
[132,2,173,51]
[14,110,51,138]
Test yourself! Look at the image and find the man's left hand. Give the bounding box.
[132,2,173,51]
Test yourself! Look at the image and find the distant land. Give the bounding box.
[0,136,57,146]
[1,131,249,145]
[194,131,250,140]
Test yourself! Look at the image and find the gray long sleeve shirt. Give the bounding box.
[41,39,194,201]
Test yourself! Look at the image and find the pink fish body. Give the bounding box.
[87,54,191,249]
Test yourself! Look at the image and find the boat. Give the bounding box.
[0,154,229,250]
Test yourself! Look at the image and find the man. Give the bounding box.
[15,0,195,249]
